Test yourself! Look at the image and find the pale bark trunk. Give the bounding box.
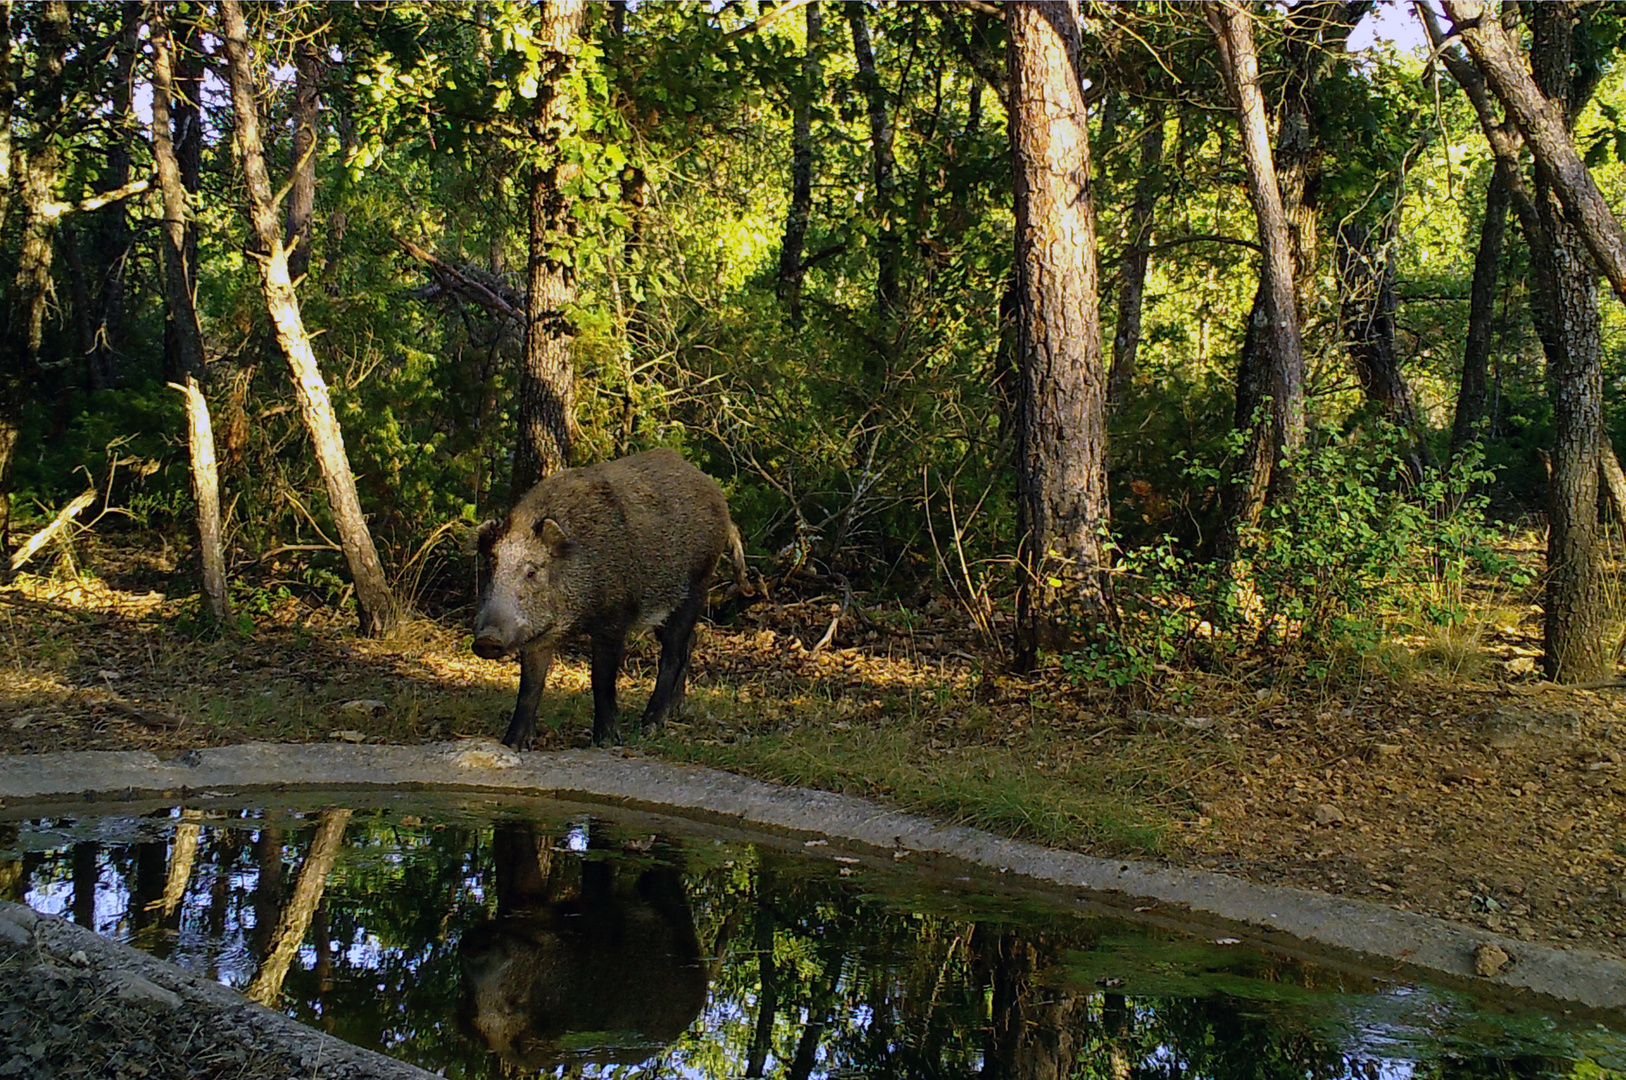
[1450,167,1511,464]
[1108,105,1164,409]
[1441,0,1626,308]
[245,810,350,1006]
[159,811,203,918]
[1207,0,1306,558]
[1007,0,1114,672]
[777,2,821,325]
[513,0,586,496]
[152,8,229,622]
[220,0,396,636]
[849,2,899,321]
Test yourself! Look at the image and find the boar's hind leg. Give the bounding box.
[642,579,707,733]
[590,628,630,747]
[502,640,555,750]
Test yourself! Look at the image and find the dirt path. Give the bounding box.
[1,571,1621,963]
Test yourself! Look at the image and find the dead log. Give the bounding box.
[8,488,96,571]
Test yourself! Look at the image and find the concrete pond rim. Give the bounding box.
[0,740,1622,1023]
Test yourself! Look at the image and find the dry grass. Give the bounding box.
[1,536,1624,961]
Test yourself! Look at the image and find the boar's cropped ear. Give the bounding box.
[536,517,572,557]
[469,519,501,559]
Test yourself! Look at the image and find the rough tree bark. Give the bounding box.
[1449,168,1510,464]
[220,0,397,636]
[1440,0,1626,308]
[777,1,822,325]
[285,36,321,285]
[151,7,229,623]
[848,2,900,321]
[1523,3,1610,683]
[1206,0,1307,559]
[1108,103,1165,410]
[1007,0,1115,673]
[512,0,586,496]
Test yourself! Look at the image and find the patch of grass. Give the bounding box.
[648,710,1173,855]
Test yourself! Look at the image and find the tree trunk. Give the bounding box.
[848,2,900,321]
[152,8,230,623]
[745,866,778,1078]
[220,0,397,636]
[1600,434,1626,526]
[777,1,821,325]
[1207,0,1307,558]
[246,810,350,1006]
[1441,0,1626,308]
[1007,0,1115,673]
[1107,104,1164,410]
[1450,167,1511,464]
[285,38,321,285]
[1336,221,1431,475]
[159,811,203,919]
[82,1,141,392]
[0,1,68,547]
[1523,3,1611,683]
[513,0,586,496]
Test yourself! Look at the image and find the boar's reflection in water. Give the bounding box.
[457,824,709,1069]
[472,448,752,748]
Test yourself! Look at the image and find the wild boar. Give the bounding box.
[457,824,707,1069]
[472,448,750,748]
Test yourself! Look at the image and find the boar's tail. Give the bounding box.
[727,522,755,596]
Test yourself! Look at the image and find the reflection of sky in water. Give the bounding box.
[7,809,1624,1080]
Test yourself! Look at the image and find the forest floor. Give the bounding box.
[1,535,1623,970]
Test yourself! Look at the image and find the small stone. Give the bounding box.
[328,729,369,743]
[449,745,521,770]
[1313,804,1346,826]
[105,970,181,1011]
[67,950,89,966]
[8,717,28,731]
[1474,942,1511,977]
[340,699,387,715]
[0,918,30,947]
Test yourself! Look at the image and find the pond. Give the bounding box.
[1,793,1622,1079]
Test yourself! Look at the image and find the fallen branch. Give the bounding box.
[394,236,523,323]
[810,574,854,654]
[9,489,97,572]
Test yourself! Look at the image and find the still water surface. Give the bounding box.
[2,797,1622,1079]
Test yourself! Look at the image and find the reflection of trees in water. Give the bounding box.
[1,811,1610,1079]
[456,821,708,1070]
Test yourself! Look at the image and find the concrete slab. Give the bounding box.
[1,741,1622,1013]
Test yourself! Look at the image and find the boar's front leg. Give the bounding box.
[641,579,707,734]
[590,626,631,747]
[501,639,555,750]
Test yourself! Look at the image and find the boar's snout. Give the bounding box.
[472,605,516,659]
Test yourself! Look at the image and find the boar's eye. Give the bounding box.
[525,566,538,581]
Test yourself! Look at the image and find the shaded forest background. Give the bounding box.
[3,0,1625,688]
